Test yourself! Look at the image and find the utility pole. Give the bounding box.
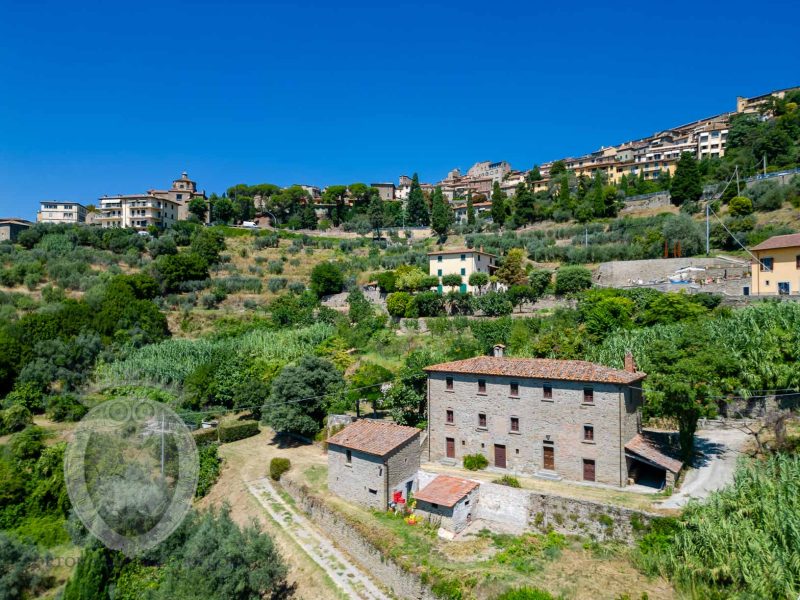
[764,154,768,177]
[735,165,741,196]
[160,412,165,477]
[705,200,710,256]
[584,227,588,247]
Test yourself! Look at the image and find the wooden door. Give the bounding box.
[446,437,455,459]
[494,444,507,468]
[583,459,596,482]
[543,445,555,470]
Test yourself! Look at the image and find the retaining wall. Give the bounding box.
[419,470,656,543]
[280,477,437,600]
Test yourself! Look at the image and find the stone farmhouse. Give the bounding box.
[424,349,680,488]
[327,419,421,510]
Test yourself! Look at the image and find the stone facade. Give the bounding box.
[427,368,643,487]
[415,486,478,534]
[0,219,32,242]
[328,431,420,510]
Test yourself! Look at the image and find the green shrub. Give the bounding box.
[192,427,218,446]
[218,420,259,443]
[728,196,754,216]
[555,265,593,295]
[196,444,222,498]
[46,394,88,422]
[269,457,291,481]
[431,577,463,599]
[463,453,488,471]
[494,475,521,488]
[1,404,33,435]
[495,587,555,600]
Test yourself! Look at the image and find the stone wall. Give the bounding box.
[281,477,438,600]
[619,192,672,214]
[719,393,800,418]
[418,470,656,543]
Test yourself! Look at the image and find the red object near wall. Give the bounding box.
[393,491,404,504]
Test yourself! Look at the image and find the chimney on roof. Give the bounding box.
[492,344,505,358]
[624,351,636,373]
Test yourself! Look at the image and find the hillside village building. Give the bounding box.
[98,172,206,229]
[749,233,800,296]
[327,419,421,510]
[428,248,497,293]
[37,201,87,224]
[0,218,32,242]
[424,351,680,488]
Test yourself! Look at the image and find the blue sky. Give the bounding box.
[1,0,797,219]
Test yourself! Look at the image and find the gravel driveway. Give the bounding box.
[659,427,750,509]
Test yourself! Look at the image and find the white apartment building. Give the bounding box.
[98,172,205,229]
[99,195,180,229]
[37,201,87,224]
[466,161,511,183]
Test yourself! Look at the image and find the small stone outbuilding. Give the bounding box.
[414,474,480,536]
[327,419,421,510]
[625,432,683,489]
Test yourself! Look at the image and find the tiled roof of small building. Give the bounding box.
[415,475,479,508]
[750,233,800,251]
[424,356,646,384]
[625,433,683,474]
[327,419,420,456]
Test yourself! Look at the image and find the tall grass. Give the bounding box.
[637,454,800,598]
[98,323,334,386]
[590,301,800,391]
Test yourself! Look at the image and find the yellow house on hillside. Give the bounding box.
[428,248,497,293]
[749,233,800,296]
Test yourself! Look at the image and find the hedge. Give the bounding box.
[270,457,291,481]
[192,427,218,446]
[218,420,260,443]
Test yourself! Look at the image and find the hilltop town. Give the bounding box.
[1,85,800,600]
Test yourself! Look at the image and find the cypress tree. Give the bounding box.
[404,173,429,226]
[512,183,536,225]
[300,203,317,229]
[62,546,112,600]
[466,193,475,225]
[490,181,507,226]
[670,152,703,205]
[430,187,451,237]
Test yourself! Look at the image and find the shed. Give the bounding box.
[625,432,683,489]
[327,419,421,510]
[414,475,480,536]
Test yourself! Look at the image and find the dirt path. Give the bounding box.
[247,477,392,600]
[199,428,390,600]
[659,427,749,509]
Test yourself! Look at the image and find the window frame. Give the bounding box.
[583,387,594,404]
[583,424,594,442]
[478,413,487,428]
[445,376,454,391]
[446,409,454,424]
[477,379,487,394]
[510,382,519,397]
[542,384,553,400]
[510,416,520,432]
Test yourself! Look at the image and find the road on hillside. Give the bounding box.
[659,427,749,509]
[246,478,392,600]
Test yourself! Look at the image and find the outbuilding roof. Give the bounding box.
[750,233,800,252]
[625,433,683,474]
[415,475,479,508]
[327,419,420,457]
[424,356,646,385]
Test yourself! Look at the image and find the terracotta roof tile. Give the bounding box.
[750,233,800,252]
[424,356,646,385]
[415,475,479,508]
[327,419,420,456]
[625,433,683,474]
